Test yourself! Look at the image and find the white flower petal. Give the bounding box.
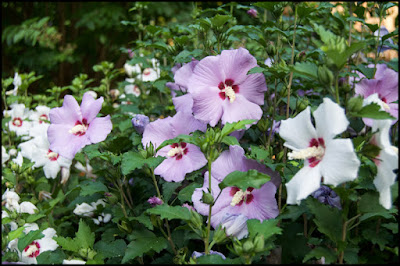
[37,237,59,252]
[314,98,349,140]
[320,139,360,186]
[19,202,38,214]
[286,164,322,205]
[279,107,317,150]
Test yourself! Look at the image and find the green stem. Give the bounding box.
[204,158,213,255]
[286,3,298,120]
[335,73,340,104]
[373,7,384,76]
[266,79,278,149]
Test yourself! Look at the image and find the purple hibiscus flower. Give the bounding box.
[187,48,268,126]
[311,185,342,209]
[47,92,112,160]
[142,111,207,182]
[132,114,150,134]
[192,145,280,228]
[354,64,398,126]
[247,8,258,18]
[147,196,163,207]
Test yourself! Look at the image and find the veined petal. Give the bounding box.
[188,55,224,91]
[174,60,199,89]
[279,107,317,150]
[374,147,398,209]
[49,95,81,126]
[172,94,194,114]
[80,93,104,124]
[220,94,263,125]
[171,111,207,136]
[142,116,174,150]
[212,145,247,181]
[220,48,258,85]
[48,124,91,160]
[236,72,267,105]
[314,98,349,140]
[286,164,322,205]
[191,87,224,127]
[320,139,360,186]
[86,116,113,144]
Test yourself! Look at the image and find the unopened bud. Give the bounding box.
[201,192,214,205]
[347,96,364,113]
[213,225,227,244]
[295,51,306,62]
[243,239,254,253]
[266,44,276,57]
[317,65,334,87]
[296,98,309,112]
[253,234,265,253]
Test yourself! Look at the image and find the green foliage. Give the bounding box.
[146,204,191,221]
[219,169,271,191]
[121,151,165,175]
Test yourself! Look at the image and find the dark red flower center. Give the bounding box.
[69,118,89,136]
[24,241,41,258]
[168,142,188,160]
[47,149,59,161]
[308,138,325,168]
[39,114,48,123]
[12,117,23,127]
[230,186,254,206]
[218,79,239,102]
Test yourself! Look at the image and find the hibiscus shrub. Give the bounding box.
[2,2,399,264]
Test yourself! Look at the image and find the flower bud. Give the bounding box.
[147,196,163,207]
[347,96,364,113]
[189,209,203,229]
[233,240,243,255]
[295,51,306,62]
[317,65,334,86]
[220,213,249,240]
[213,225,228,244]
[201,191,214,205]
[296,98,309,112]
[257,118,269,132]
[105,192,118,204]
[253,234,265,253]
[10,162,19,172]
[266,43,276,57]
[242,239,254,253]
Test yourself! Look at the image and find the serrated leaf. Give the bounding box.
[129,213,154,230]
[353,103,395,120]
[290,61,319,80]
[17,230,44,252]
[76,219,95,249]
[94,239,127,258]
[121,151,147,175]
[36,249,66,264]
[306,198,342,243]
[247,218,282,240]
[122,230,168,263]
[303,246,337,263]
[79,181,108,196]
[218,169,271,191]
[26,214,46,223]
[54,236,79,252]
[221,119,256,137]
[162,181,181,202]
[147,204,191,221]
[221,135,240,146]
[209,14,232,28]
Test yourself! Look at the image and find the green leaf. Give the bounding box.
[8,226,25,241]
[146,204,191,221]
[129,213,154,230]
[362,227,391,251]
[26,214,46,223]
[17,230,45,252]
[196,254,242,264]
[352,103,395,120]
[76,219,95,249]
[178,182,202,203]
[153,80,168,93]
[122,230,168,263]
[121,151,164,175]
[247,66,265,75]
[54,236,79,252]
[247,218,282,240]
[209,14,232,28]
[221,119,256,137]
[218,169,271,191]
[221,135,240,146]
[303,246,337,263]
[306,198,342,243]
[94,239,127,258]
[358,191,389,214]
[36,249,66,264]
[79,181,108,196]
[162,181,181,202]
[290,61,319,80]
[174,49,204,64]
[118,118,133,131]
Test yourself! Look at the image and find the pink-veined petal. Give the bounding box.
[320,139,360,186]
[48,124,91,160]
[279,107,317,150]
[285,164,322,205]
[191,87,224,127]
[171,111,207,136]
[142,116,174,150]
[188,55,224,91]
[212,145,247,181]
[219,48,258,84]
[80,92,104,123]
[49,95,81,126]
[172,94,194,114]
[220,94,263,125]
[174,60,199,90]
[314,98,349,140]
[237,72,267,105]
[86,116,112,144]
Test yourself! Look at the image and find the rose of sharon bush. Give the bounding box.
[187,47,268,126]
[47,92,113,160]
